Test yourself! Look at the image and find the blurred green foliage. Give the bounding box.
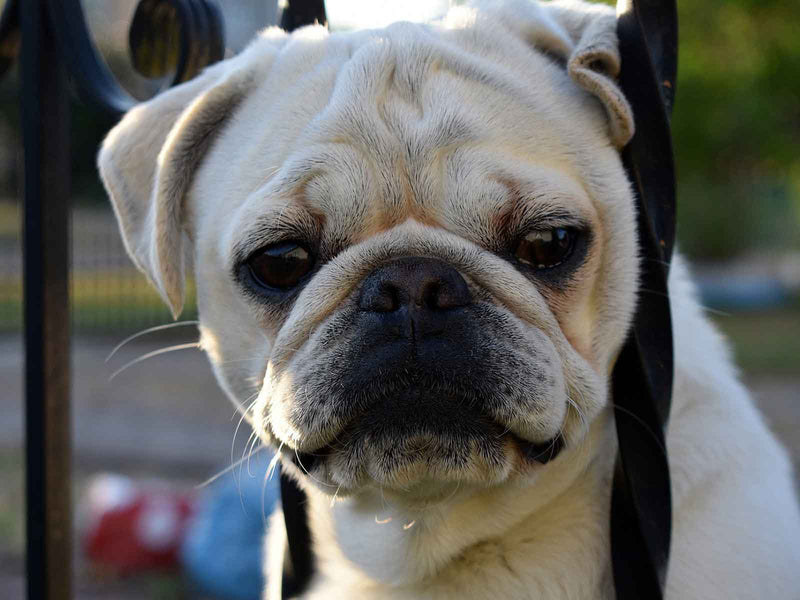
[673,0,800,258]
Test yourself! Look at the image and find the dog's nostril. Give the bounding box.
[358,257,471,314]
[358,278,401,313]
[374,283,400,312]
[422,276,469,310]
[420,281,439,308]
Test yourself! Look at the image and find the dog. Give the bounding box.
[98,1,800,597]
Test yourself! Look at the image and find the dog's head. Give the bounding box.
[99,0,638,500]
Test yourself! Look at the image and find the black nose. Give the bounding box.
[358,257,471,314]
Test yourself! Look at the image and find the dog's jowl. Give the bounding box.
[98,1,800,598]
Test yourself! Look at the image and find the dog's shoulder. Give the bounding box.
[666,253,800,598]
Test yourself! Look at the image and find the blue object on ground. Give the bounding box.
[181,449,280,600]
[697,275,789,312]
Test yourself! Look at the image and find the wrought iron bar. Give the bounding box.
[20,0,72,597]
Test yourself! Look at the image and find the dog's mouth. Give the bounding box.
[285,390,565,493]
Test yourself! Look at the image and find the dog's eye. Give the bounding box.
[515,227,576,269]
[246,242,315,290]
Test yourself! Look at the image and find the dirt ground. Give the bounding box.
[1,332,798,598]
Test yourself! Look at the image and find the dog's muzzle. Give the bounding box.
[289,256,564,481]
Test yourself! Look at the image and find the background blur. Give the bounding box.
[1,0,798,597]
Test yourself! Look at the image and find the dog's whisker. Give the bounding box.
[442,480,462,506]
[230,390,260,457]
[379,484,389,515]
[261,466,273,528]
[107,342,201,381]
[196,446,266,490]
[253,439,281,523]
[105,320,200,363]
[608,402,667,456]
[233,431,261,511]
[566,383,591,434]
[247,433,267,478]
[238,429,260,481]
[700,305,730,317]
[232,391,260,428]
[330,484,343,507]
[566,394,589,438]
[638,288,671,300]
[643,286,727,317]
[294,447,337,488]
[216,356,271,366]
[266,444,283,482]
[642,257,672,268]
[495,425,512,439]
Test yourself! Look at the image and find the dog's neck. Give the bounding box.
[302,412,616,598]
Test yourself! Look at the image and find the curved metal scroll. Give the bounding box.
[611,0,678,598]
[0,0,19,78]
[42,0,225,116]
[129,0,225,85]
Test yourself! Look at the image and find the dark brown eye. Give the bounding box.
[515,227,575,269]
[247,242,314,290]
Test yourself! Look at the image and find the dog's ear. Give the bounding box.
[546,0,634,148]
[488,0,635,148]
[98,33,285,317]
[98,64,250,317]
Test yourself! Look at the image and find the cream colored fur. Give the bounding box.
[98,1,800,598]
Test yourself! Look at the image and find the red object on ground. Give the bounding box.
[83,474,195,574]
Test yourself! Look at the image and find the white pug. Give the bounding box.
[98,1,800,598]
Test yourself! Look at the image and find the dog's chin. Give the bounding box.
[284,396,565,497]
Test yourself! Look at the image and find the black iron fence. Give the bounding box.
[0,199,196,334]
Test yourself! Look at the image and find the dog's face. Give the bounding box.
[100,0,638,501]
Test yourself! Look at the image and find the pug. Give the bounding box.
[98,1,800,598]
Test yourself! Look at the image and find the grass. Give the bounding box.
[0,274,197,333]
[0,450,23,557]
[711,306,800,375]
[0,202,18,236]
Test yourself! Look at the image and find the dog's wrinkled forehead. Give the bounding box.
[204,5,629,261]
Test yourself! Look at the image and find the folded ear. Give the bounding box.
[98,64,247,316]
[98,32,286,317]
[546,0,635,149]
[486,0,634,149]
